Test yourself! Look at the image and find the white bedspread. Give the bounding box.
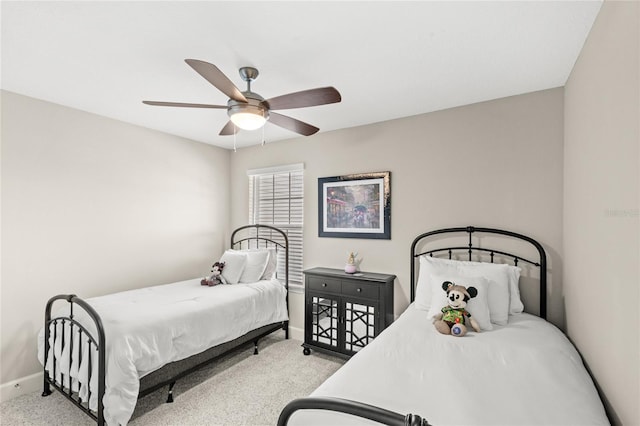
[289,305,608,426]
[38,278,288,426]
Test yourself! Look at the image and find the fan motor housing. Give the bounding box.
[227,91,269,120]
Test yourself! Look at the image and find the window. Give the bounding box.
[248,164,304,285]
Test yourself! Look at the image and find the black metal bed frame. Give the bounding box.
[278,397,431,426]
[277,225,547,426]
[410,226,547,318]
[41,224,289,425]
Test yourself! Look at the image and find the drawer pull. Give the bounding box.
[357,288,362,292]
[322,283,327,287]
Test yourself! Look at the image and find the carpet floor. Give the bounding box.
[0,333,344,426]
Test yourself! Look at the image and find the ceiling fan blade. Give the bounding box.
[269,112,319,136]
[143,100,227,109]
[219,121,239,136]
[185,59,248,103]
[264,87,341,110]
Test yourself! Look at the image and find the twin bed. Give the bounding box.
[279,226,609,426]
[38,224,290,426]
[40,225,609,426]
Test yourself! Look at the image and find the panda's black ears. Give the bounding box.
[467,286,478,299]
[442,281,453,291]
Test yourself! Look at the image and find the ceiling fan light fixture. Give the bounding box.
[228,97,269,131]
[230,110,267,130]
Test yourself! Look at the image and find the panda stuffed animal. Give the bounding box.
[433,281,481,337]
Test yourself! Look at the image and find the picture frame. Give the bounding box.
[318,171,391,239]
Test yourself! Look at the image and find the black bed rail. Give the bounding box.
[410,226,547,319]
[277,397,431,426]
[42,294,106,426]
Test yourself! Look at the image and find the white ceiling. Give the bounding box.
[1,1,602,150]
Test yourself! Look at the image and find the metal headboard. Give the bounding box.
[410,226,547,319]
[230,224,289,291]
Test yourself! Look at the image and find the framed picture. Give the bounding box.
[318,171,391,239]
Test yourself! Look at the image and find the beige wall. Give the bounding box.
[229,88,565,336]
[564,2,639,425]
[0,91,231,386]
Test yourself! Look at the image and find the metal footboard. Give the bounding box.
[41,294,287,426]
[277,397,431,426]
[42,294,106,425]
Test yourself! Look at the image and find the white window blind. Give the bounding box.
[248,164,304,285]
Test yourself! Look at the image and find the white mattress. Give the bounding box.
[289,305,609,426]
[38,278,288,426]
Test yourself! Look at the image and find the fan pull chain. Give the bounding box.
[233,124,237,152]
[261,115,266,146]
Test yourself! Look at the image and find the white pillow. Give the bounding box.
[415,256,518,325]
[260,248,277,280]
[231,248,277,280]
[219,250,247,284]
[238,249,270,283]
[507,266,524,314]
[425,274,493,331]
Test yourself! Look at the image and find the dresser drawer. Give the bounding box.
[307,276,341,293]
[341,280,379,299]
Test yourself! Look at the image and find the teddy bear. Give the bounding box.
[433,281,481,337]
[201,261,226,286]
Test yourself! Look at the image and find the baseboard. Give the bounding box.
[0,372,43,403]
[288,325,304,342]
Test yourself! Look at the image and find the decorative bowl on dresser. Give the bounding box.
[302,267,395,358]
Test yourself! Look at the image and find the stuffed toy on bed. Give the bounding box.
[433,281,481,337]
[201,261,226,286]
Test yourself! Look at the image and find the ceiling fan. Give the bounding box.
[143,59,342,137]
